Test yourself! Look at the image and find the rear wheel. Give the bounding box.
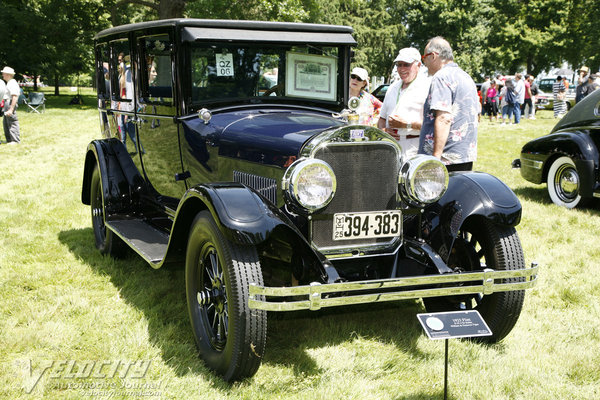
[90,165,126,257]
[423,218,525,342]
[185,211,266,381]
[547,156,582,208]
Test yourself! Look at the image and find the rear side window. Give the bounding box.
[139,34,173,104]
[110,39,133,104]
[96,43,110,100]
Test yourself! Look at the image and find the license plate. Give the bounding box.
[332,210,402,241]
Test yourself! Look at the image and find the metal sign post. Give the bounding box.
[417,310,492,400]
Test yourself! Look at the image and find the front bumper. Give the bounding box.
[249,263,538,311]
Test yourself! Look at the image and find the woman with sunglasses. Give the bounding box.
[349,67,382,126]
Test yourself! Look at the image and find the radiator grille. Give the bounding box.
[233,171,277,205]
[311,142,400,249]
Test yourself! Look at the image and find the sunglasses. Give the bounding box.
[421,51,438,61]
[350,74,364,82]
[395,62,413,68]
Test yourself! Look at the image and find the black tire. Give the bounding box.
[185,211,266,381]
[423,218,525,342]
[90,165,126,257]
[546,156,582,208]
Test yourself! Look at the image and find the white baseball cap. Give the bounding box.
[393,48,421,64]
[1,66,15,75]
[350,67,369,82]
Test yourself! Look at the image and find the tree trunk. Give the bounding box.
[158,0,186,19]
[54,74,60,96]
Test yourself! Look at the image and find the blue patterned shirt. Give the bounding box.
[418,63,479,164]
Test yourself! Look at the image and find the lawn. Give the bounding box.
[0,95,599,400]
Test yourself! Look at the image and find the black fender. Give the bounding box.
[81,138,147,216]
[520,130,598,195]
[422,171,522,262]
[166,182,334,281]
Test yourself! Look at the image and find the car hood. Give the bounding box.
[551,89,600,133]
[182,108,346,168]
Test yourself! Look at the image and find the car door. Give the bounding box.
[135,32,186,212]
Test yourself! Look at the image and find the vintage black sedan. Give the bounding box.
[514,89,600,208]
[83,19,537,381]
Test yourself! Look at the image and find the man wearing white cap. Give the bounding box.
[2,66,20,144]
[377,47,430,156]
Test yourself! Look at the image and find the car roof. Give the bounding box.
[95,19,356,44]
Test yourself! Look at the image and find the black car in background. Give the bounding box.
[83,19,537,381]
[514,89,600,208]
[371,83,389,102]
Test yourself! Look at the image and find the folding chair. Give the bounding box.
[25,92,46,113]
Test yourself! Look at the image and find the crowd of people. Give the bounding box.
[352,49,600,169]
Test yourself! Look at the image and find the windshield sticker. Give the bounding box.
[215,53,234,77]
[285,52,337,101]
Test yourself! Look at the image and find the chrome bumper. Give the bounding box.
[249,263,538,311]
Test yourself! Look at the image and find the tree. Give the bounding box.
[0,0,110,94]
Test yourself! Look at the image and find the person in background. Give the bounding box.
[553,75,567,118]
[378,47,430,156]
[500,79,515,125]
[418,37,478,171]
[1,66,20,144]
[479,76,491,117]
[576,66,593,103]
[485,80,499,122]
[512,73,525,124]
[528,75,538,119]
[576,72,599,103]
[348,66,382,126]
[521,74,533,120]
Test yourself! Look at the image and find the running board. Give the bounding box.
[108,219,169,264]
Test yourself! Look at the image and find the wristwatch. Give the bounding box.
[406,122,412,130]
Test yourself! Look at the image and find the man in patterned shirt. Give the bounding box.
[418,37,479,171]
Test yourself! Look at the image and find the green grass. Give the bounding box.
[1,98,599,399]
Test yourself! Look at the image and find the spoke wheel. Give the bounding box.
[186,211,266,381]
[90,165,125,257]
[547,156,582,208]
[423,218,526,342]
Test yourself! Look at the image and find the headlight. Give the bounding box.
[399,155,448,205]
[284,159,336,211]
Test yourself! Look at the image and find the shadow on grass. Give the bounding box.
[58,227,465,389]
[513,185,600,213]
[27,93,99,111]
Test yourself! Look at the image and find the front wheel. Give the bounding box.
[547,156,582,208]
[423,219,525,342]
[185,211,266,381]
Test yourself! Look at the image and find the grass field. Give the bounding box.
[1,93,599,400]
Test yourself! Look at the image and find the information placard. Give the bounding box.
[417,310,492,340]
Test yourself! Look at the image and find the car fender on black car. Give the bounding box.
[515,89,600,208]
[83,19,537,381]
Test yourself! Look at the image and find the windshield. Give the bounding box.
[190,43,343,106]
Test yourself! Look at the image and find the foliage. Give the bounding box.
[0,0,110,93]
[1,0,600,93]
[1,99,600,399]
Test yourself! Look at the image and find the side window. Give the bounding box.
[140,34,173,104]
[96,43,110,100]
[110,39,133,104]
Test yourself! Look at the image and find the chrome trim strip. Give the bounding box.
[521,158,543,169]
[249,263,538,311]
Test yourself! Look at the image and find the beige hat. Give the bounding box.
[393,48,421,64]
[580,66,589,73]
[350,67,369,82]
[1,66,15,75]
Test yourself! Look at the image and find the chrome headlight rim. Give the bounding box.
[283,158,337,211]
[399,155,449,205]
